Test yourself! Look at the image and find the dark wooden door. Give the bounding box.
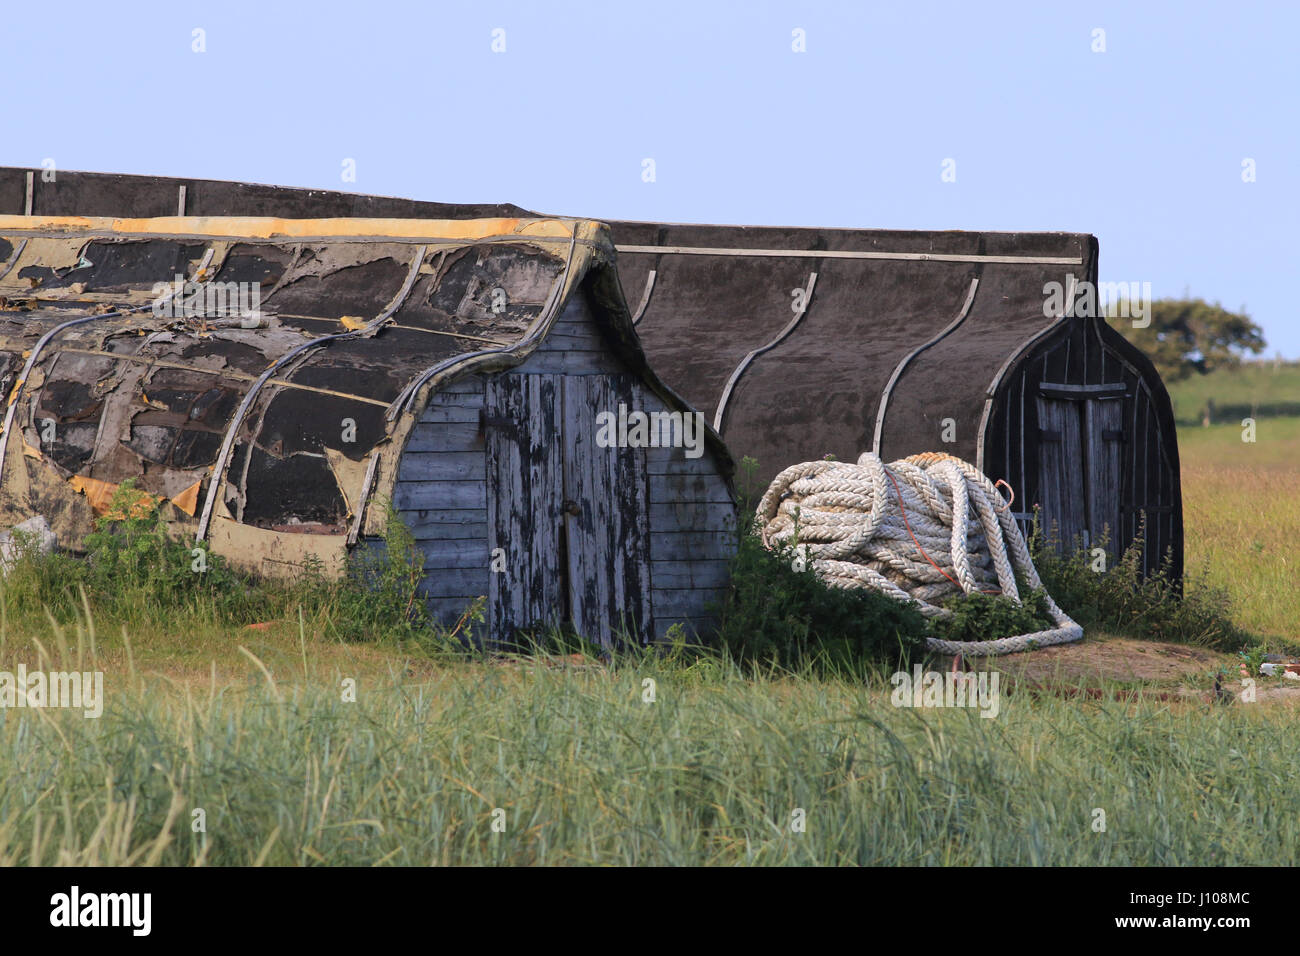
[1084,398,1125,560]
[561,374,654,647]
[1036,397,1086,550]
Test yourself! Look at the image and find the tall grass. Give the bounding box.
[1,621,1298,866]
[1177,418,1300,644]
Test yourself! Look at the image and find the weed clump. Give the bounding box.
[928,589,1055,646]
[714,457,929,673]
[1029,512,1248,651]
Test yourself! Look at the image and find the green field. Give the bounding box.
[1165,360,1300,425]
[3,640,1299,866]
[1178,416,1300,641]
[0,415,1297,866]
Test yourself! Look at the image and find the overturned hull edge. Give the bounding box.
[1,425,350,581]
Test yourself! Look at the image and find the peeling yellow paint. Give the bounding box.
[171,479,202,517]
[339,315,367,331]
[0,215,606,245]
[68,475,158,517]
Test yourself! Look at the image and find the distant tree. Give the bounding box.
[1106,298,1266,382]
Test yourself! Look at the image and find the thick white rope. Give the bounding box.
[755,451,1083,656]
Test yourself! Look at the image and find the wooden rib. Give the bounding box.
[630,269,657,325]
[347,454,381,546]
[51,349,391,407]
[270,312,513,347]
[196,244,429,542]
[712,271,818,433]
[0,239,27,282]
[975,275,1078,472]
[872,276,979,454]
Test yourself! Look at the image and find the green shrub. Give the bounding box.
[80,479,250,620]
[334,501,433,643]
[928,588,1055,645]
[1029,512,1248,651]
[714,529,929,673]
[0,528,86,620]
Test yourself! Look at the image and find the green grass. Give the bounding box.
[2,629,1298,866]
[1177,417,1300,643]
[1166,359,1300,425]
[0,421,1294,866]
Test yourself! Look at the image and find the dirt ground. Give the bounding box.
[953,633,1300,706]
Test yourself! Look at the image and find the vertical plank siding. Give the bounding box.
[387,288,736,648]
[1084,398,1124,560]
[485,373,566,643]
[986,316,1181,582]
[1035,396,1086,548]
[561,374,654,646]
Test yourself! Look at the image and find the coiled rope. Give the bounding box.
[755,451,1083,656]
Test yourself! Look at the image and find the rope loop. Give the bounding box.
[756,452,1082,656]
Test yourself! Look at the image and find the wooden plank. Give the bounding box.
[649,473,734,504]
[424,392,485,409]
[1137,387,1151,576]
[512,350,622,375]
[486,373,566,644]
[652,587,726,619]
[396,451,486,482]
[421,540,491,571]
[615,244,1083,265]
[434,376,485,395]
[1039,382,1127,398]
[418,568,490,599]
[417,406,482,424]
[644,451,722,475]
[404,510,489,541]
[404,423,483,452]
[562,373,654,646]
[649,500,737,533]
[537,332,607,351]
[393,480,487,511]
[426,596,479,626]
[1085,397,1124,560]
[651,531,737,561]
[650,559,731,590]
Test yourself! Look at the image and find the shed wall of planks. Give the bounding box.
[391,287,736,647]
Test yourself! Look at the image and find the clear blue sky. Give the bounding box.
[3,1,1296,354]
